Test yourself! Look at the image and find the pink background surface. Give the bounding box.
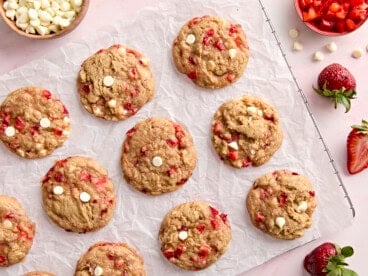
[0,0,366,275]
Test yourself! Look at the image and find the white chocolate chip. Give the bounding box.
[71,0,83,7]
[119,47,126,55]
[2,220,13,228]
[296,201,308,213]
[229,48,237,59]
[35,143,43,150]
[246,106,258,114]
[39,149,47,156]
[140,57,150,66]
[275,217,286,229]
[178,230,188,241]
[25,25,36,34]
[62,130,70,136]
[185,34,196,45]
[151,156,163,167]
[28,8,39,20]
[293,41,303,51]
[313,51,324,61]
[5,10,16,20]
[103,76,114,87]
[107,99,117,108]
[352,48,364,59]
[79,192,91,203]
[94,266,103,276]
[35,25,49,36]
[257,110,263,117]
[207,60,216,71]
[326,42,337,53]
[5,126,15,137]
[228,141,239,150]
[39,117,51,128]
[250,149,256,155]
[53,185,64,195]
[60,2,71,12]
[33,0,41,10]
[63,117,70,124]
[7,1,18,10]
[288,28,299,39]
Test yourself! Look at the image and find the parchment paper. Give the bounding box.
[0,0,353,275]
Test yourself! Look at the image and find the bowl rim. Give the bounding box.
[293,0,368,36]
[0,0,89,39]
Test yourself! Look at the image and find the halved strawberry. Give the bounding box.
[347,120,368,174]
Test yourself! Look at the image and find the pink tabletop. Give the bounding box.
[0,0,366,275]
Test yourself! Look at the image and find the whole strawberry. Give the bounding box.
[304,242,357,276]
[347,120,368,174]
[313,63,357,113]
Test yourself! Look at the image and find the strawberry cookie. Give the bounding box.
[246,170,317,240]
[0,195,35,267]
[77,44,155,121]
[41,156,116,233]
[159,201,231,270]
[173,15,249,89]
[74,242,146,276]
[212,95,283,168]
[121,117,197,195]
[0,87,70,159]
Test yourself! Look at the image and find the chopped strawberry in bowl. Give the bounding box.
[294,0,368,35]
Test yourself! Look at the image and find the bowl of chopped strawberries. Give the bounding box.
[294,0,368,35]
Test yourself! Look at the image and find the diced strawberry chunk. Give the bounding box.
[198,245,211,258]
[302,6,319,21]
[346,18,357,30]
[229,24,238,35]
[202,35,212,46]
[210,219,219,229]
[63,106,69,115]
[2,114,10,126]
[187,70,198,80]
[220,213,228,223]
[80,172,92,182]
[234,37,243,47]
[255,212,265,223]
[126,127,135,138]
[167,166,178,176]
[164,249,175,260]
[166,138,178,147]
[196,224,206,233]
[53,128,63,136]
[176,178,188,186]
[107,253,114,260]
[81,85,90,94]
[4,211,15,219]
[0,256,5,264]
[54,172,64,182]
[97,49,104,54]
[206,28,215,36]
[42,90,52,99]
[123,142,129,153]
[242,159,251,168]
[174,243,185,258]
[188,17,200,27]
[309,191,316,197]
[140,146,148,156]
[15,117,26,131]
[30,125,40,136]
[188,55,197,65]
[213,121,223,134]
[226,73,235,82]
[214,39,226,51]
[209,206,219,217]
[228,150,238,161]
[114,259,124,269]
[128,68,138,80]
[278,192,288,207]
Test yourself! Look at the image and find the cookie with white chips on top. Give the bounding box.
[212,94,283,168]
[121,117,197,195]
[77,44,155,121]
[173,15,249,89]
[74,242,146,276]
[0,86,70,159]
[159,201,231,270]
[246,170,317,240]
[41,156,116,233]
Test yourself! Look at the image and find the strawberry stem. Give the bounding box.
[313,82,356,113]
[351,120,368,135]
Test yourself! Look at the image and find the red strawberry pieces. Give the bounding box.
[304,242,357,276]
[298,0,368,33]
[313,63,357,113]
[347,120,368,174]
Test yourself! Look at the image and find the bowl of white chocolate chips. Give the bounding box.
[0,0,89,39]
